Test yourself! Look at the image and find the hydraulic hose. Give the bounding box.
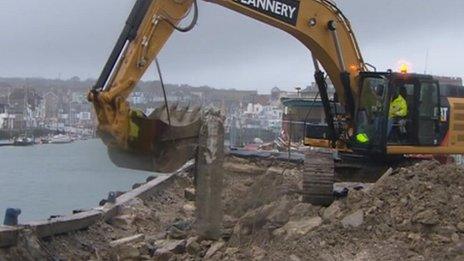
[163,0,198,32]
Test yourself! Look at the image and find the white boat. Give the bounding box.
[49,134,73,144]
[13,135,34,146]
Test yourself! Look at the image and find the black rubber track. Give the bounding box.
[302,151,335,206]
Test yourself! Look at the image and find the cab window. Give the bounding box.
[417,81,440,145]
[356,76,387,146]
[419,82,439,118]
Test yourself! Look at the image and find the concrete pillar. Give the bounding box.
[195,109,224,240]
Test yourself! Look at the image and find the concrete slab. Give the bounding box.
[24,210,103,238]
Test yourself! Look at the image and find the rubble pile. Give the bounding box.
[220,160,464,260]
[1,157,464,260]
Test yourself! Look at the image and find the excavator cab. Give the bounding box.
[353,72,442,155]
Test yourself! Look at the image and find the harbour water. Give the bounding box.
[0,139,153,222]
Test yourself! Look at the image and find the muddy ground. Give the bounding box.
[1,156,464,260]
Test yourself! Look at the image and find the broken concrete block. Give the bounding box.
[182,203,196,215]
[277,217,322,239]
[167,226,187,239]
[155,239,186,254]
[236,204,274,235]
[224,247,239,256]
[205,241,225,259]
[113,244,141,260]
[341,210,364,228]
[153,248,174,261]
[289,203,315,220]
[184,188,196,201]
[266,197,293,225]
[186,237,201,255]
[110,234,145,248]
[322,201,342,221]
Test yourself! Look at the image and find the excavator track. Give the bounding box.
[302,151,334,206]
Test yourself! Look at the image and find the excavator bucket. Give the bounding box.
[106,105,202,173]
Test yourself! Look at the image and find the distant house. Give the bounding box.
[0,103,10,129]
[262,105,283,119]
[298,80,336,100]
[8,87,42,129]
[260,105,283,131]
[130,92,148,105]
[71,92,86,103]
[43,92,59,120]
[245,103,263,115]
[69,102,93,127]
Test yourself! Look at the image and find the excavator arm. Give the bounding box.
[88,0,201,172]
[89,0,366,172]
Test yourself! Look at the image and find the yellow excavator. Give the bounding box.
[89,0,464,206]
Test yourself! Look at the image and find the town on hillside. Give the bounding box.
[0,76,462,148]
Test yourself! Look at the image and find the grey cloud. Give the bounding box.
[0,0,462,91]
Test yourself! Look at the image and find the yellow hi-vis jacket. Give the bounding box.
[389,94,408,118]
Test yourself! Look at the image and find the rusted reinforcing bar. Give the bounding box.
[0,162,194,248]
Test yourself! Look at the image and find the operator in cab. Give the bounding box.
[387,87,408,141]
[355,82,385,144]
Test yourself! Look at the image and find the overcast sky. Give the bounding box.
[0,0,463,92]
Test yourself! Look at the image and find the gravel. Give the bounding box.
[2,157,463,260]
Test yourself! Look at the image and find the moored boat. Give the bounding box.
[13,135,35,146]
[49,134,73,144]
